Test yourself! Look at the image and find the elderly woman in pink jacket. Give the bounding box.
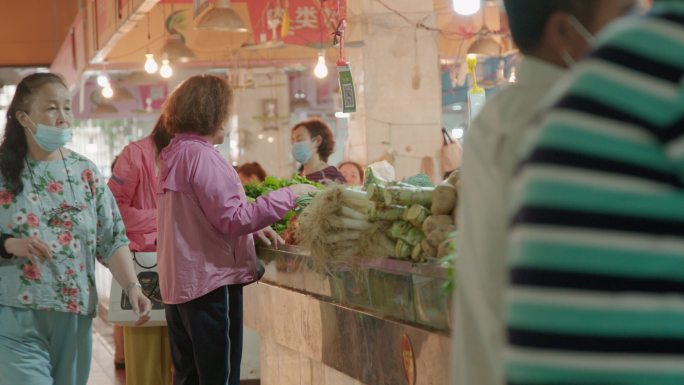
[108,119,173,385]
[157,75,315,385]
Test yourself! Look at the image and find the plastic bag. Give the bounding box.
[366,160,396,183]
[441,127,463,175]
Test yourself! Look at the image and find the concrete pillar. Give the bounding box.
[345,0,443,180]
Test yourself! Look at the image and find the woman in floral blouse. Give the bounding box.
[0,73,152,385]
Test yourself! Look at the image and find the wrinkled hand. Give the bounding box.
[288,184,318,197]
[256,227,285,248]
[128,286,152,326]
[5,237,52,267]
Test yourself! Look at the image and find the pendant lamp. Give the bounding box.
[467,36,501,56]
[93,103,118,114]
[195,0,248,32]
[160,34,196,63]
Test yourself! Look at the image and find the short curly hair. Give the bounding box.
[237,162,267,182]
[162,74,232,136]
[291,119,336,162]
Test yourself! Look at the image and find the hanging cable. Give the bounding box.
[144,12,158,73]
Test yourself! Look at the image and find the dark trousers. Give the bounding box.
[165,285,244,385]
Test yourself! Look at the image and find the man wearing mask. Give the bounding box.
[506,1,684,383]
[450,1,639,384]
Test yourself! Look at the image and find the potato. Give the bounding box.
[427,227,455,248]
[431,182,458,215]
[422,215,455,235]
[421,239,437,259]
[446,170,460,188]
[437,238,455,258]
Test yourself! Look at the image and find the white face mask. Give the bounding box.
[567,15,597,47]
[560,15,597,68]
[560,51,578,68]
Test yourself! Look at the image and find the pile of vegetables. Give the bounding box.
[422,172,459,259]
[294,185,388,270]
[366,169,459,262]
[243,175,322,237]
[296,167,461,269]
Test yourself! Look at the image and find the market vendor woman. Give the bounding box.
[0,73,151,385]
[291,119,346,184]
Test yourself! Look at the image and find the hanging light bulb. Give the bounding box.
[144,53,158,74]
[313,52,328,79]
[101,85,114,99]
[160,57,173,79]
[97,74,110,87]
[453,0,481,15]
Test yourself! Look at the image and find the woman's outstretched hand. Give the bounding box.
[288,184,318,197]
[256,227,285,248]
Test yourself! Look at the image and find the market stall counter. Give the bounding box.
[244,244,452,385]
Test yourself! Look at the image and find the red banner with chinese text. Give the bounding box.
[161,0,346,47]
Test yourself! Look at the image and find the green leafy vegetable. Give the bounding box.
[244,174,321,200]
[243,175,323,234]
[403,173,434,187]
[440,237,457,295]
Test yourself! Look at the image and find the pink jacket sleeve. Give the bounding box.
[107,144,157,240]
[189,150,296,237]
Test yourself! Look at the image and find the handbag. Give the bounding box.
[108,252,167,327]
[441,127,463,176]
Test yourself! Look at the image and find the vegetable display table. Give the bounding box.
[244,246,452,385]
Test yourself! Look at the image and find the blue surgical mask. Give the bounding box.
[292,140,313,164]
[24,115,73,152]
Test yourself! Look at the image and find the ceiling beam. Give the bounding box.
[92,0,160,63]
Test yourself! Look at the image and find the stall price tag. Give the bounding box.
[337,64,356,113]
[401,334,416,385]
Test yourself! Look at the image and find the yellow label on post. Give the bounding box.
[466,54,486,122]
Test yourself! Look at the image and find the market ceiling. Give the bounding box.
[105,0,508,68]
[0,0,79,68]
[102,0,340,68]
[0,0,507,80]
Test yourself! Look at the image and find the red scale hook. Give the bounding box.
[334,18,348,66]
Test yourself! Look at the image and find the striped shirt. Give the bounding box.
[506,3,684,385]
